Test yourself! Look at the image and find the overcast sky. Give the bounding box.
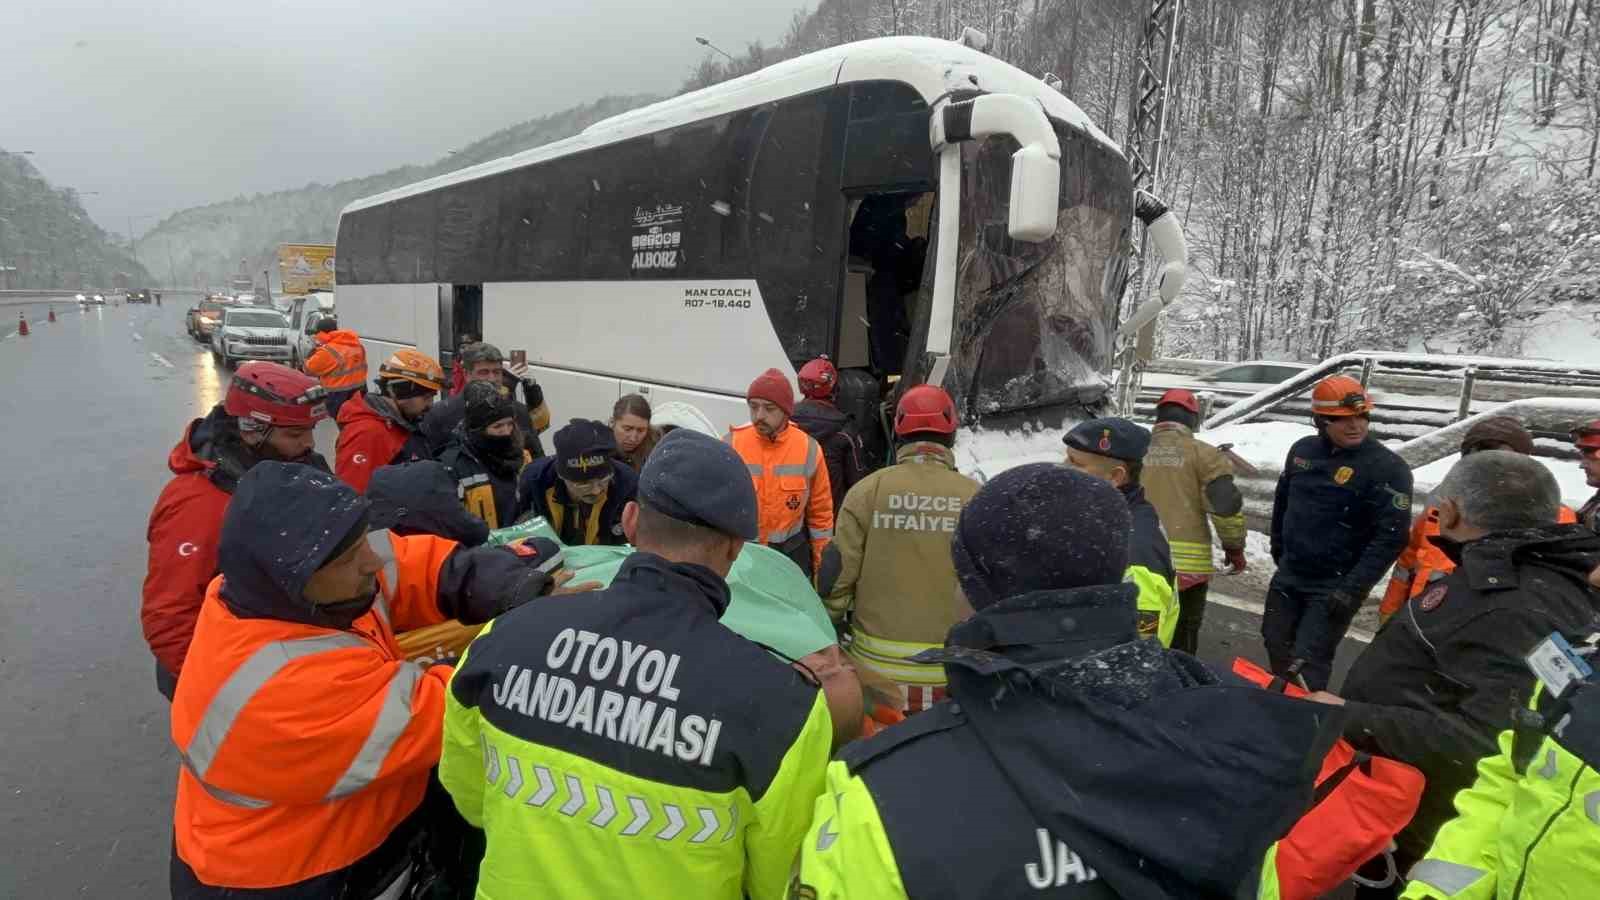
[2,0,806,238]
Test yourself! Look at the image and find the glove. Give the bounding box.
[1224,547,1248,573]
[1329,590,1364,616]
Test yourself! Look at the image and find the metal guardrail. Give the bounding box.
[1202,351,1600,432]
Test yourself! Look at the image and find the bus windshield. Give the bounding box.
[946,127,1134,418]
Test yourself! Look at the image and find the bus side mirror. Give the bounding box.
[1007,143,1060,243]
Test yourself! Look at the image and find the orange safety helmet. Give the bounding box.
[377,349,444,392]
[1310,375,1372,418]
[894,384,959,436]
[1573,420,1600,452]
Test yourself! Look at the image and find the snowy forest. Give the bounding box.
[0,151,151,290]
[143,0,1600,362]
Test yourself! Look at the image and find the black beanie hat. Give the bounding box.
[463,380,516,432]
[951,463,1132,611]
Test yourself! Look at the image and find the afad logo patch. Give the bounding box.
[1417,583,1447,612]
[786,493,802,511]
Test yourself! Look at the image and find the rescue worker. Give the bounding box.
[610,393,658,472]
[1573,419,1600,531]
[1380,416,1576,624]
[1302,450,1600,896]
[1402,590,1600,900]
[1063,417,1179,646]
[822,384,978,714]
[1267,375,1412,690]
[300,317,367,420]
[795,464,1342,899]
[1140,389,1247,654]
[516,418,637,546]
[440,428,834,899]
[335,349,444,493]
[367,460,490,548]
[142,362,329,699]
[727,367,834,577]
[422,341,548,458]
[438,381,525,530]
[169,462,566,898]
[792,356,866,515]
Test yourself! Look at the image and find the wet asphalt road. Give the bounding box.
[0,296,1366,897]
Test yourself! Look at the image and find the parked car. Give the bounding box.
[126,288,151,304]
[285,292,337,367]
[187,297,230,341]
[211,307,293,368]
[1196,360,1310,392]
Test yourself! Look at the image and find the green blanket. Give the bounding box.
[490,519,835,661]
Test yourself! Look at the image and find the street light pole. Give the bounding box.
[695,36,737,62]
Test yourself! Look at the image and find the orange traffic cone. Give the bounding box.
[17,313,29,336]
[47,306,56,323]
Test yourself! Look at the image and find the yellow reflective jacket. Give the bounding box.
[1140,423,1247,575]
[824,442,980,688]
[1402,685,1600,900]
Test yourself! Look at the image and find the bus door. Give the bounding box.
[437,284,483,370]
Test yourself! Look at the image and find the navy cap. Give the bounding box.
[554,419,617,482]
[637,429,758,541]
[1064,417,1151,462]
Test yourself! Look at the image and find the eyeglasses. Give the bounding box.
[562,474,613,492]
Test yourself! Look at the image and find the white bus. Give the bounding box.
[335,36,1182,449]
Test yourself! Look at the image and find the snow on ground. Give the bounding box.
[956,425,1068,482]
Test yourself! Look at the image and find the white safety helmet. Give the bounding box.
[650,401,719,438]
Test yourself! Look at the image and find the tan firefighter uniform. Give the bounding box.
[824,441,980,713]
[1141,422,1247,575]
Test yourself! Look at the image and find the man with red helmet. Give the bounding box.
[1267,374,1413,690]
[1141,388,1247,654]
[792,356,867,515]
[335,348,444,493]
[1574,420,1600,532]
[142,362,330,698]
[821,383,979,715]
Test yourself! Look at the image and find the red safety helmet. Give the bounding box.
[895,384,959,436]
[797,357,839,400]
[1573,420,1600,452]
[225,362,328,427]
[1310,375,1373,418]
[1157,389,1200,415]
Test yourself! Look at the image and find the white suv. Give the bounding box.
[212,308,293,368]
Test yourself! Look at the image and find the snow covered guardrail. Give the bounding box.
[1216,396,1600,533]
[1203,351,1600,433]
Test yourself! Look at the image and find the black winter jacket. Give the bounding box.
[1270,434,1413,597]
[422,391,546,460]
[792,399,866,514]
[514,457,637,546]
[366,460,491,547]
[437,432,522,531]
[840,586,1343,899]
[1340,523,1600,860]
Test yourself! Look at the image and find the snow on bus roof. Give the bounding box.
[342,36,1120,217]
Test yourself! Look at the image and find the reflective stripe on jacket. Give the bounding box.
[1123,484,1178,647]
[727,421,834,571]
[825,442,979,688]
[1401,686,1600,900]
[170,532,454,890]
[1381,506,1579,623]
[303,330,368,391]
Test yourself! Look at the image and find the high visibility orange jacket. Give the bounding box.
[728,420,834,574]
[171,523,543,892]
[1380,504,1579,621]
[302,329,368,392]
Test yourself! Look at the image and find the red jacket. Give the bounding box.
[142,420,233,678]
[143,409,333,679]
[335,393,427,493]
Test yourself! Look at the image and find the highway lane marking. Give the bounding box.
[1208,592,1375,645]
[150,352,175,369]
